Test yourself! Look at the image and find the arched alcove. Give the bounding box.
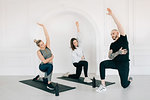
[37,8,100,74]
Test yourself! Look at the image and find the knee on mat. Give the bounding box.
[75,76,80,79]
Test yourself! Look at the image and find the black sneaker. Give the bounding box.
[47,83,55,90]
[32,75,39,81]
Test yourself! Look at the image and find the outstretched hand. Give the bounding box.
[107,8,113,15]
[81,56,85,60]
[37,23,44,27]
[76,21,79,28]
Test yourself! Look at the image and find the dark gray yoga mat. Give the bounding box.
[57,77,115,87]
[19,79,76,94]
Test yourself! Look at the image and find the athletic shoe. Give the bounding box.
[47,83,55,90]
[96,85,106,93]
[32,75,39,81]
[129,77,133,82]
[62,72,70,77]
[84,77,92,83]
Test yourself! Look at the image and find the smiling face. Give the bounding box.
[70,38,78,50]
[111,29,119,40]
[38,41,45,48]
[73,39,78,48]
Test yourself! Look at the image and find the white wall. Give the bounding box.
[0,0,150,75]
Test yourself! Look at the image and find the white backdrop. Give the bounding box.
[0,0,150,75]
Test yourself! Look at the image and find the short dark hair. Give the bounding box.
[70,38,78,50]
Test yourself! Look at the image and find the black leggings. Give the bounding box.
[69,61,88,79]
[100,60,130,88]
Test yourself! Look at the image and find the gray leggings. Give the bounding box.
[39,63,53,82]
[39,72,52,82]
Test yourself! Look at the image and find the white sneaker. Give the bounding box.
[96,85,106,93]
[62,72,69,77]
[84,77,92,83]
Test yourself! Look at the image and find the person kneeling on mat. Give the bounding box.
[63,21,92,83]
[96,8,133,93]
[33,23,54,90]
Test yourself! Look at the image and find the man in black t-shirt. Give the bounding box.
[96,8,133,93]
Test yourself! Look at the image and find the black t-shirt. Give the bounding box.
[110,35,130,62]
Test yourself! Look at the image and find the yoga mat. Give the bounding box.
[57,77,115,87]
[19,79,76,94]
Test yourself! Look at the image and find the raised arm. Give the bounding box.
[107,8,126,36]
[76,21,80,33]
[37,23,50,49]
[75,21,82,44]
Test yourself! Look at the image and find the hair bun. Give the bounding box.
[34,39,37,43]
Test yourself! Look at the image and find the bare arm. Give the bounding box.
[108,47,127,60]
[37,23,50,49]
[76,21,80,32]
[107,8,126,36]
[37,51,54,64]
[108,49,121,60]
[75,21,82,45]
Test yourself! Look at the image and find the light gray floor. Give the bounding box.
[0,74,149,100]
